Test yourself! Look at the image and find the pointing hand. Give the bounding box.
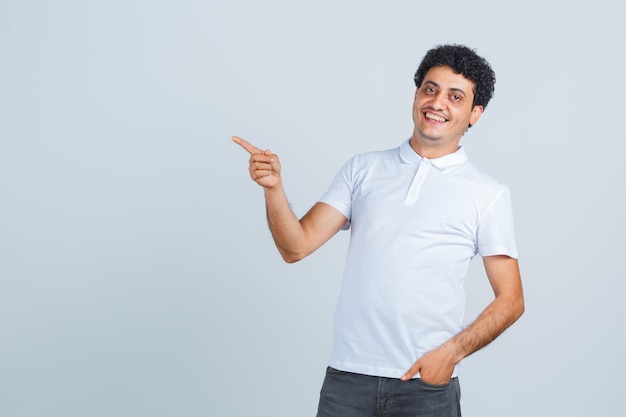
[232,136,281,189]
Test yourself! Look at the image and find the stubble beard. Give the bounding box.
[414,125,444,144]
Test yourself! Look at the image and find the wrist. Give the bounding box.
[442,340,465,365]
[263,178,283,193]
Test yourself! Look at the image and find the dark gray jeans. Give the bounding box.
[316,367,461,417]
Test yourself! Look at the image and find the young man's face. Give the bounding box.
[411,65,483,158]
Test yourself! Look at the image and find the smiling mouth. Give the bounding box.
[425,112,448,123]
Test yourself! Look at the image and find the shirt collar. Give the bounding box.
[399,139,468,169]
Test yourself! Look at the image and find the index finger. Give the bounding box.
[232,136,261,155]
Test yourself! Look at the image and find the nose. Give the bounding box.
[430,92,446,110]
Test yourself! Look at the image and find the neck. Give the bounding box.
[409,135,460,159]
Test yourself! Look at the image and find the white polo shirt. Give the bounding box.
[319,139,518,379]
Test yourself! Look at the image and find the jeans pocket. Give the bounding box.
[326,366,347,375]
[418,378,453,389]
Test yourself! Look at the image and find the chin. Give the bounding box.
[416,129,443,143]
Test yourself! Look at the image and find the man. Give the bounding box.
[233,44,524,417]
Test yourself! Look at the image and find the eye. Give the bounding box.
[450,94,462,103]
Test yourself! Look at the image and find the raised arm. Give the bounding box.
[401,255,524,383]
[232,136,347,263]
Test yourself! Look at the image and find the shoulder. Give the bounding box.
[347,144,401,168]
[460,159,505,187]
[452,160,512,206]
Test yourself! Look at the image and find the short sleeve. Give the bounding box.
[318,158,354,230]
[476,186,518,258]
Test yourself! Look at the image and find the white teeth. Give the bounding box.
[426,112,446,122]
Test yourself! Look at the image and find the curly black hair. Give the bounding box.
[414,44,496,109]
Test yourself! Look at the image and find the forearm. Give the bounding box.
[264,183,308,263]
[446,293,524,364]
[401,291,523,382]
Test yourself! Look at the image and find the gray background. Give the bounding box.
[1,0,624,416]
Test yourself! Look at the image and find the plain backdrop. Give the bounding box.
[1,1,624,416]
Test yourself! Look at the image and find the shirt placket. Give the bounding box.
[404,159,431,205]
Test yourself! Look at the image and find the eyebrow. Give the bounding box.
[422,80,467,97]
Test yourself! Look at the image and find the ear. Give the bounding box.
[469,105,484,126]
